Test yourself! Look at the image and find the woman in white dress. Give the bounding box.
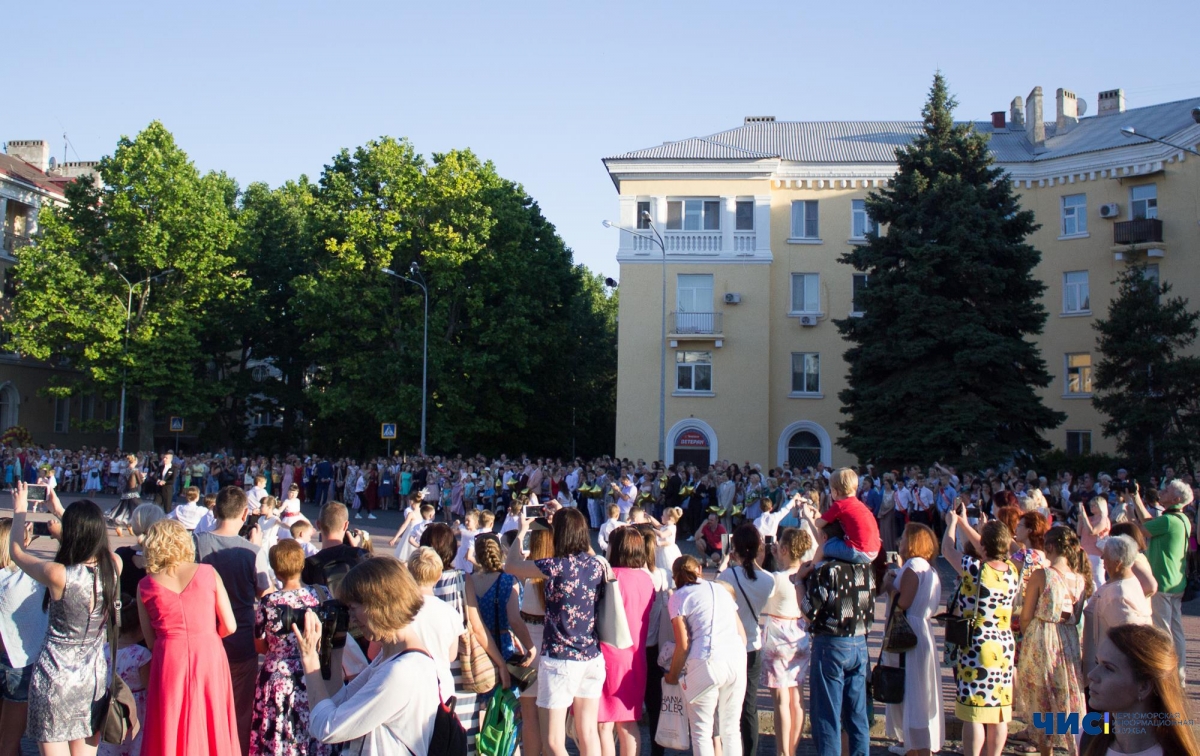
[882,522,944,756]
[652,507,683,579]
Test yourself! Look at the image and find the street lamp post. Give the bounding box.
[1119,122,1200,157]
[106,264,173,451]
[382,263,429,456]
[603,213,668,463]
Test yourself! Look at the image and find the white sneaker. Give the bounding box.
[354,513,363,519]
[367,513,378,520]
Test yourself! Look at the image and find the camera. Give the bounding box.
[26,484,48,504]
[764,535,775,547]
[275,600,350,680]
[238,514,261,540]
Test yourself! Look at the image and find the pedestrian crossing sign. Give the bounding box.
[381,423,397,440]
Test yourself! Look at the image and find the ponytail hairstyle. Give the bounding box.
[1044,525,1094,601]
[731,523,762,581]
[663,507,683,525]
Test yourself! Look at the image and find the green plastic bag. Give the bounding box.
[477,687,519,756]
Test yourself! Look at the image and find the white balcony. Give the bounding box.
[664,231,721,253]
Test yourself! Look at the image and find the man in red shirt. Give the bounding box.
[693,511,727,566]
[803,468,881,565]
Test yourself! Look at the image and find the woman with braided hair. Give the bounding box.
[1013,526,1092,756]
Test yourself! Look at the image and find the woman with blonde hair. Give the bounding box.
[1084,624,1199,756]
[138,519,239,755]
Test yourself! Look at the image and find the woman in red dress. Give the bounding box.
[137,519,240,755]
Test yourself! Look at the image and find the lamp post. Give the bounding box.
[603,213,668,463]
[382,263,429,456]
[1119,124,1200,157]
[106,264,174,451]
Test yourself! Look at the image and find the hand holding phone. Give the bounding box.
[26,484,48,504]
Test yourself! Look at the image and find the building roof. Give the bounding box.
[605,97,1200,165]
[0,153,69,197]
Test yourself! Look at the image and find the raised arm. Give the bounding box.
[941,510,965,573]
[7,482,67,595]
[503,518,543,581]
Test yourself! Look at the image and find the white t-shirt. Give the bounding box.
[308,648,439,755]
[169,502,210,531]
[409,595,462,697]
[453,528,483,573]
[717,565,776,651]
[0,567,49,667]
[668,580,743,662]
[598,518,621,552]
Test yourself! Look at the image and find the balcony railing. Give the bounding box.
[1,234,32,254]
[732,232,756,252]
[1114,218,1163,245]
[665,231,721,253]
[671,311,722,335]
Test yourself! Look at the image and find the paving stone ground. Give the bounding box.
[8,493,1198,755]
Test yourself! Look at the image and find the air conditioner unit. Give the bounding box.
[723,292,741,304]
[798,314,818,327]
[1099,203,1120,219]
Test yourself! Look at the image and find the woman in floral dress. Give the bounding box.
[1014,527,1091,756]
[251,540,330,756]
[942,508,1020,756]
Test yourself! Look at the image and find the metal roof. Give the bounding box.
[605,97,1200,165]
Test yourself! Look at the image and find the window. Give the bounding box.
[676,274,715,333]
[636,201,651,230]
[666,199,720,231]
[104,398,119,421]
[80,394,96,422]
[790,273,820,314]
[1066,353,1093,395]
[54,397,70,433]
[851,199,875,239]
[851,274,868,315]
[1063,271,1090,314]
[251,411,276,427]
[790,200,819,239]
[735,200,754,231]
[1061,194,1087,236]
[676,351,712,393]
[1143,263,1160,287]
[1130,185,1157,220]
[1066,431,1092,457]
[791,353,820,394]
[787,431,823,470]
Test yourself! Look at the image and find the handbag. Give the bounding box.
[100,599,141,745]
[458,596,498,694]
[881,599,918,653]
[655,680,691,750]
[869,643,906,704]
[933,580,974,648]
[595,559,633,649]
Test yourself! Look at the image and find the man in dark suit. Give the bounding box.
[314,457,334,507]
[156,451,177,512]
[663,463,683,519]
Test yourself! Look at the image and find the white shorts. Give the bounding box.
[536,654,606,709]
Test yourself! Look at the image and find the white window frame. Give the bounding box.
[676,274,713,314]
[1130,184,1157,220]
[1061,194,1088,237]
[54,397,71,433]
[1062,271,1090,315]
[1066,430,1092,457]
[666,199,721,232]
[1065,353,1093,397]
[851,274,869,316]
[789,273,821,315]
[850,199,875,240]
[789,200,820,241]
[675,351,713,394]
[636,200,651,230]
[790,352,821,396]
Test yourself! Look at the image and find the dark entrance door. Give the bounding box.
[673,429,711,473]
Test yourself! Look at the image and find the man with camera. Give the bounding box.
[301,501,370,593]
[193,485,272,756]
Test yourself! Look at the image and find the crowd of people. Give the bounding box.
[1,443,1198,756]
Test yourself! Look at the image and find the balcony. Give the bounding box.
[1,233,32,256]
[665,231,721,253]
[670,311,722,340]
[1113,218,1163,245]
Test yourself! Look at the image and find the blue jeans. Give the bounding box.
[809,634,870,756]
[0,648,32,702]
[822,536,874,564]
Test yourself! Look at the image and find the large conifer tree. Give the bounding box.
[835,73,1064,467]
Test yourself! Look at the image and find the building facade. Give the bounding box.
[0,140,113,447]
[604,87,1200,470]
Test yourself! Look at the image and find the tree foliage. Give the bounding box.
[835,73,1064,467]
[1092,265,1200,476]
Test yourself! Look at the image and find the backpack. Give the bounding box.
[476,686,518,756]
[398,649,469,756]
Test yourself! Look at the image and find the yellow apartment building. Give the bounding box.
[603,87,1200,470]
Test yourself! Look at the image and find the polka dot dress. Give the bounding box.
[953,555,1019,723]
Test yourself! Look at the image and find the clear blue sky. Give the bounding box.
[7,0,1196,278]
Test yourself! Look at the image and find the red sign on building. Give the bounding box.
[676,430,709,448]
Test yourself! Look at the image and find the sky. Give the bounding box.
[6,0,1198,279]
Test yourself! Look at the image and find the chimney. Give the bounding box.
[5,140,50,173]
[1098,89,1126,117]
[1025,87,1045,147]
[991,111,1006,129]
[53,161,102,188]
[1009,97,1025,129]
[744,116,776,124]
[1056,88,1079,134]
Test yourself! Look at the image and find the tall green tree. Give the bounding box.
[3,121,244,451]
[1092,265,1200,476]
[835,73,1064,467]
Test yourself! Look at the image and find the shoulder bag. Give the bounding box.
[100,598,140,745]
[458,577,497,694]
[595,559,633,649]
[881,594,918,653]
[869,602,906,704]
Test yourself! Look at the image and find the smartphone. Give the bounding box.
[764,535,776,547]
[26,484,48,503]
[32,521,54,538]
[886,550,901,566]
[966,506,981,518]
[523,504,546,519]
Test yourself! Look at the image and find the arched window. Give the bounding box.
[787,430,822,470]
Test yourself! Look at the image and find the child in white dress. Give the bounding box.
[654,507,684,576]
